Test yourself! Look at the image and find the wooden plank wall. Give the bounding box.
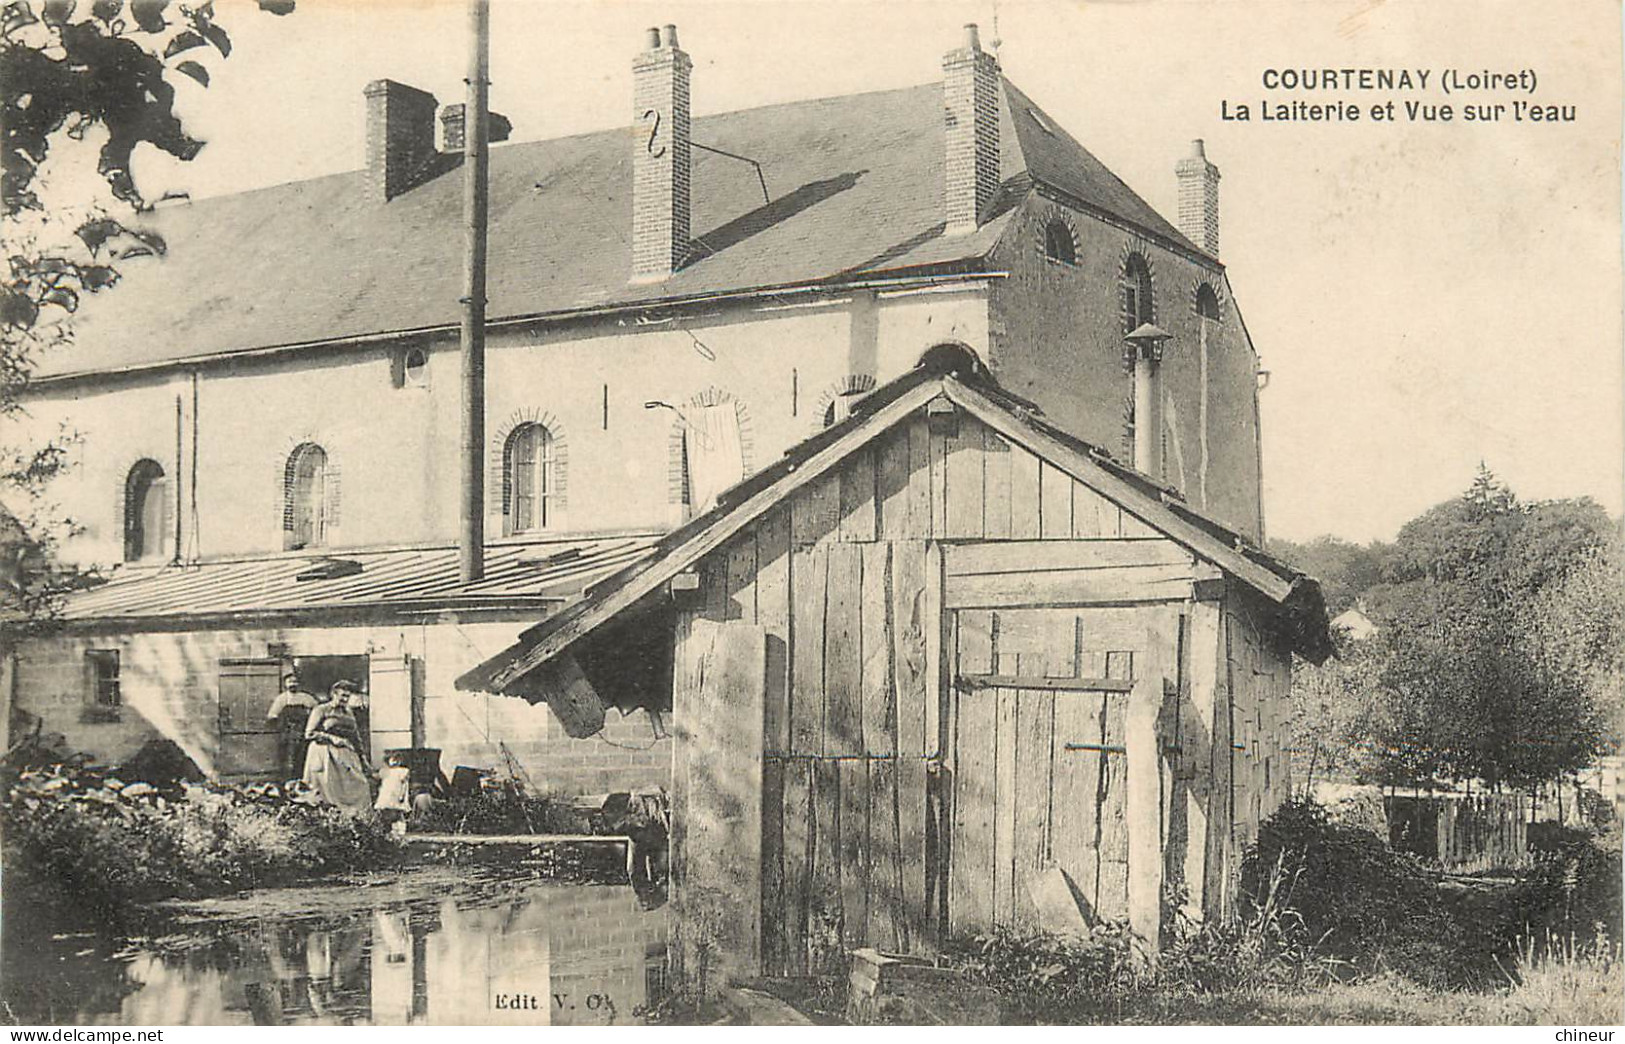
[945,606,1152,931]
[675,407,1240,973]
[1226,603,1291,863]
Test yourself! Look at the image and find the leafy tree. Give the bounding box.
[0,0,292,620]
[1267,534,1387,616]
[1357,469,1615,788]
[1285,634,1385,788]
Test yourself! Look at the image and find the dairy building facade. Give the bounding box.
[3,25,1277,797]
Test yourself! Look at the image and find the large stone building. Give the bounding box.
[3,24,1274,796]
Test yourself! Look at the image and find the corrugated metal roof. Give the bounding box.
[40,78,1205,380]
[60,535,660,624]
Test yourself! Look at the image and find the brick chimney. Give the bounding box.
[631,25,692,282]
[943,23,1000,236]
[1175,139,1221,257]
[365,79,438,203]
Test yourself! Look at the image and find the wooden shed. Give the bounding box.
[459,365,1330,977]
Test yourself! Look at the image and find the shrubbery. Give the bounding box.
[1500,819,1622,957]
[946,798,1622,1022]
[1,763,401,930]
[1241,798,1482,987]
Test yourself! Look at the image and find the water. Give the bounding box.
[2,867,669,1026]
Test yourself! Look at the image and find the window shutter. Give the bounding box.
[685,403,745,514]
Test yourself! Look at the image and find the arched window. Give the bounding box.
[504,423,556,533]
[1123,253,1154,332]
[819,374,878,428]
[123,459,169,563]
[284,443,329,550]
[1196,282,1221,321]
[916,342,982,377]
[1043,220,1076,264]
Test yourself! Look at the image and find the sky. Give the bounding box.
[31,0,1625,543]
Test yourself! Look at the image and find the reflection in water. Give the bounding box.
[3,877,668,1026]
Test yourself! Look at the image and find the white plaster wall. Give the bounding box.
[16,290,992,570]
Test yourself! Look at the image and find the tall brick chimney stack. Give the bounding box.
[364,79,438,203]
[631,24,692,282]
[942,23,1000,236]
[1175,139,1221,257]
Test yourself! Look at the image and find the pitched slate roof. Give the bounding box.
[457,363,1330,695]
[54,534,658,626]
[42,78,1205,379]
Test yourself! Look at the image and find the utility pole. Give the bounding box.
[458,0,490,583]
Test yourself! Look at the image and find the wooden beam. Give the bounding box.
[957,674,1135,693]
[1125,613,1170,954]
[943,540,1193,576]
[944,564,1198,609]
[511,652,605,738]
[1186,599,1222,920]
[941,381,1294,602]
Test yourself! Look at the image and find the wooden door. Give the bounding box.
[217,659,284,778]
[947,607,1144,932]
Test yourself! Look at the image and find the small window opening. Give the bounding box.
[1124,254,1154,332]
[85,649,121,721]
[123,459,169,563]
[284,443,329,551]
[403,347,428,386]
[917,342,982,377]
[1196,282,1221,321]
[1043,220,1076,264]
[821,374,877,428]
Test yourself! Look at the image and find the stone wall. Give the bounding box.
[985,194,1264,540]
[10,617,671,796]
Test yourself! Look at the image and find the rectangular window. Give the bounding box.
[85,650,121,722]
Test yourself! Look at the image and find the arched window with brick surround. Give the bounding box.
[1195,282,1221,321]
[123,459,169,563]
[504,422,557,534]
[1123,252,1154,333]
[284,443,329,551]
[669,388,752,517]
[1043,219,1076,264]
[817,374,878,429]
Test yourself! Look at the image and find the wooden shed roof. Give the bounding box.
[457,366,1331,695]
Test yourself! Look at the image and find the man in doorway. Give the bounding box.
[266,671,318,782]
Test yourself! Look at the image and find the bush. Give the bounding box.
[1160,859,1346,994]
[1,763,401,931]
[409,784,591,835]
[1501,821,1622,954]
[1241,799,1482,987]
[942,923,1144,1023]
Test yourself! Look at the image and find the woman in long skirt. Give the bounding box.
[302,681,373,813]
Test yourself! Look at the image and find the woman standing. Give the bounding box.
[302,681,373,813]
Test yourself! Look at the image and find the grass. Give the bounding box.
[942,942,1623,1025]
